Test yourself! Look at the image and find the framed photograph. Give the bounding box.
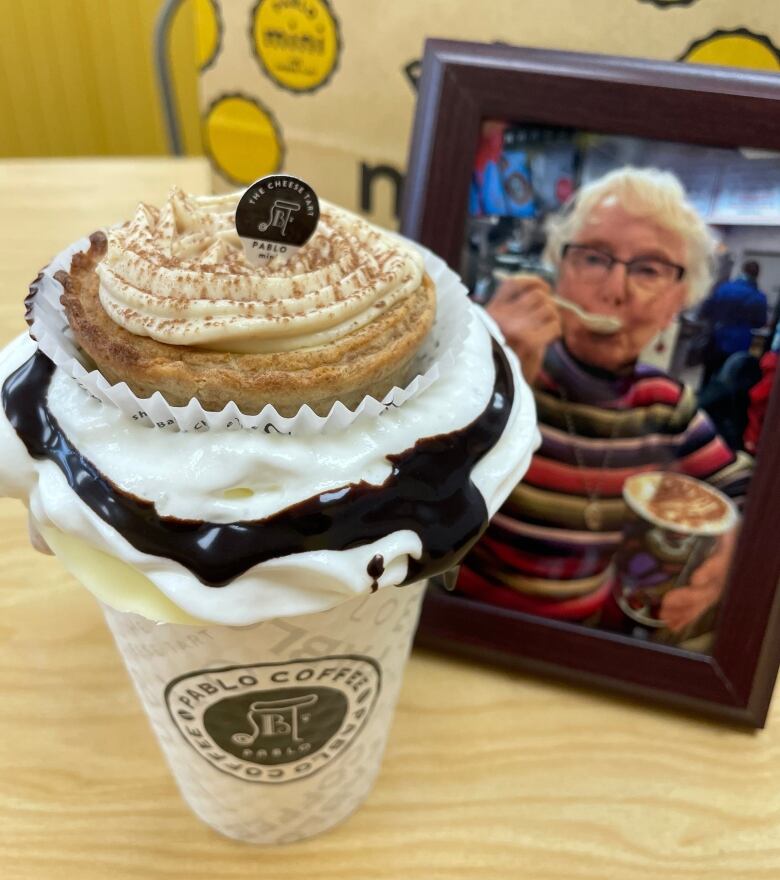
[401,39,780,727]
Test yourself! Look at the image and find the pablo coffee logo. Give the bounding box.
[165,655,380,784]
[235,173,319,265]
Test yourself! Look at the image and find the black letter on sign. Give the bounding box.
[359,163,405,220]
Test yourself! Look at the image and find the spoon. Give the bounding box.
[492,270,623,335]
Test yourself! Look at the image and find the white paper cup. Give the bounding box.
[101,581,425,844]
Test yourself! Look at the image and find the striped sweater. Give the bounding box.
[459,341,751,620]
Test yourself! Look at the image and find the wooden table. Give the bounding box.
[1,159,779,880]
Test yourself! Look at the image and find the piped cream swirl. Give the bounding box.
[95,189,425,353]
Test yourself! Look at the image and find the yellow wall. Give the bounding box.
[0,0,202,158]
[2,2,778,165]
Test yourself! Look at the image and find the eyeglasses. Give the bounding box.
[561,244,686,292]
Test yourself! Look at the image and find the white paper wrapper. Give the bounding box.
[28,236,469,434]
[101,581,425,845]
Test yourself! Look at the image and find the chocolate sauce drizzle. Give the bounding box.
[367,554,385,593]
[2,342,513,587]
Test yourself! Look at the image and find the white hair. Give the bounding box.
[543,167,716,305]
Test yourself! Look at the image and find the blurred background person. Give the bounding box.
[699,259,768,389]
[744,324,780,455]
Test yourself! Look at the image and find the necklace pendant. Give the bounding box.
[584,501,603,531]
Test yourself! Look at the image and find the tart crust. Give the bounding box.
[57,232,436,415]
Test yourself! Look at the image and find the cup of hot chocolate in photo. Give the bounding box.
[613,472,738,628]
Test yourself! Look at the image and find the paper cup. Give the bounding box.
[100,581,425,845]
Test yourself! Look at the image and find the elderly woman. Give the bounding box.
[459,167,750,640]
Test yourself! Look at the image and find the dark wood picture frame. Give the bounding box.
[401,38,780,728]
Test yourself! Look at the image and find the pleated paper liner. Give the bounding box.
[27,235,470,435]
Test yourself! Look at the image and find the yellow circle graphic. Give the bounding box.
[681,29,780,73]
[203,95,284,186]
[194,0,223,71]
[251,0,340,93]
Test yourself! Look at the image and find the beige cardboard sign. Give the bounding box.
[197,0,780,230]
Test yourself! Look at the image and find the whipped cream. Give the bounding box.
[96,190,425,353]
[0,310,538,626]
